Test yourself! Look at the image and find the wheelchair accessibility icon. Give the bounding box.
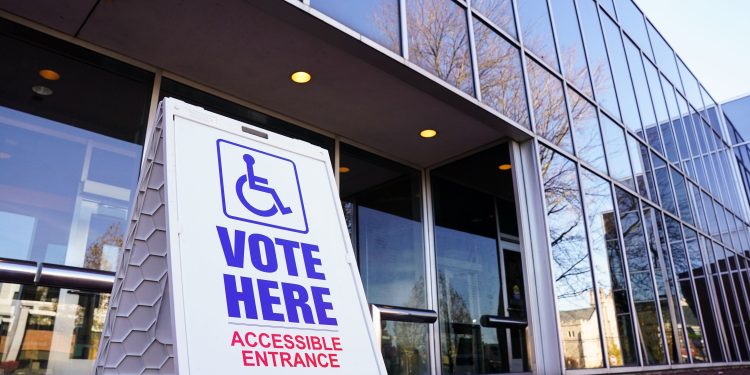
[236,154,292,217]
[217,139,308,233]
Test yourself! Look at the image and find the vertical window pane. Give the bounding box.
[627,135,649,200]
[407,0,474,95]
[339,144,426,309]
[601,13,641,133]
[527,59,573,152]
[615,188,667,365]
[614,0,653,58]
[577,0,620,119]
[677,59,703,111]
[568,89,607,173]
[706,241,740,361]
[581,169,638,366]
[652,154,677,216]
[623,38,658,150]
[647,21,680,87]
[381,321,430,375]
[670,168,693,225]
[601,116,634,189]
[518,0,559,70]
[639,142,658,203]
[312,0,400,53]
[474,18,530,127]
[694,277,725,362]
[550,0,593,96]
[472,0,517,38]
[539,145,603,369]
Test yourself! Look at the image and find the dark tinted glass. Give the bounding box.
[551,0,593,96]
[568,89,607,173]
[472,0,517,38]
[539,145,603,369]
[407,0,474,95]
[312,0,400,53]
[518,0,559,70]
[527,59,572,152]
[694,277,725,361]
[601,13,640,132]
[474,18,530,127]
[577,0,620,119]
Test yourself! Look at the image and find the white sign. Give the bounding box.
[98,98,386,374]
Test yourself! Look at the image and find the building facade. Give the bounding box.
[0,0,749,374]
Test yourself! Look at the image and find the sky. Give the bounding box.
[635,0,750,104]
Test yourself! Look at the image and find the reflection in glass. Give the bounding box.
[614,0,652,58]
[647,21,680,87]
[0,283,109,373]
[312,0,400,53]
[601,13,641,133]
[339,144,425,309]
[433,143,528,373]
[539,146,602,369]
[601,116,634,189]
[473,18,529,128]
[550,0,592,96]
[673,226,708,362]
[407,0,474,95]
[623,38,656,146]
[380,321,430,375]
[526,59,572,152]
[580,169,636,366]
[568,90,606,173]
[637,142,658,203]
[652,154,677,216]
[706,241,739,361]
[626,135,649,201]
[517,0,558,70]
[577,0,619,119]
[0,107,140,271]
[670,168,693,225]
[615,188,667,365]
[472,0,517,38]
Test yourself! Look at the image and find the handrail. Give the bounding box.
[0,257,115,293]
[0,258,37,285]
[370,304,438,324]
[480,314,527,329]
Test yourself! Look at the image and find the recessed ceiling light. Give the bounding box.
[498,164,512,171]
[291,71,312,84]
[339,166,350,173]
[39,69,60,81]
[32,85,53,96]
[419,129,437,138]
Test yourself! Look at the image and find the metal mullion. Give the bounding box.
[610,181,646,367]
[708,241,740,361]
[420,169,440,375]
[721,248,750,359]
[572,158,611,367]
[635,199,672,365]
[334,137,341,189]
[513,0,536,135]
[730,253,750,355]
[699,237,732,361]
[678,225,712,363]
[465,0,482,101]
[469,6,520,49]
[399,0,408,60]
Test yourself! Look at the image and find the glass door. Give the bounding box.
[431,143,529,374]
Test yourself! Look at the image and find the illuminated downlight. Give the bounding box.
[419,129,437,138]
[39,69,60,81]
[498,164,512,171]
[291,71,312,84]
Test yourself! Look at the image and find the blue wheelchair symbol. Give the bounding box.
[235,154,293,217]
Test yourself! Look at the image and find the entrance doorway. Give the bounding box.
[430,143,529,374]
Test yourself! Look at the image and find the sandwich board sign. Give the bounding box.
[95,98,386,374]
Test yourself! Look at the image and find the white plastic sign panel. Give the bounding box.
[164,98,385,374]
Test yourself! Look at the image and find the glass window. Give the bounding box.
[517,0,559,70]
[472,0,517,38]
[0,284,109,373]
[550,0,593,96]
[580,168,637,366]
[539,145,602,369]
[627,135,650,200]
[568,89,607,173]
[0,21,152,271]
[601,13,641,133]
[577,0,620,119]
[407,0,474,95]
[661,76,691,162]
[638,142,658,203]
[614,0,652,59]
[434,143,528,373]
[312,0,401,53]
[623,37,658,148]
[677,59,703,111]
[598,0,617,19]
[339,144,428,374]
[615,188,667,365]
[690,184,707,232]
[670,168,693,225]
[339,144,425,308]
[644,59,680,162]
[473,18,530,127]
[601,116,634,189]
[527,59,572,152]
[652,153,677,216]
[647,21,680,87]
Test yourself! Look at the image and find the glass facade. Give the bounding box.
[1,0,750,374]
